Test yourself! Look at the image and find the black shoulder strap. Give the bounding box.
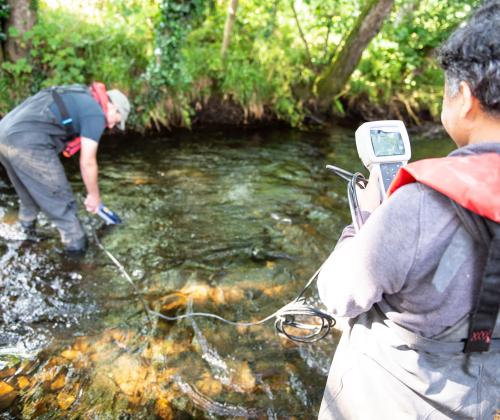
[452,202,500,352]
[51,88,76,138]
[464,219,500,352]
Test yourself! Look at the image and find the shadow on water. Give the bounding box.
[0,127,454,418]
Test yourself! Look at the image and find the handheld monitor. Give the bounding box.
[355,120,411,196]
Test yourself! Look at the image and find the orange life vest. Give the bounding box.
[387,153,500,223]
[62,82,109,157]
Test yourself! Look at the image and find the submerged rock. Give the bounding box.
[250,246,294,262]
[159,292,188,317]
[0,381,17,410]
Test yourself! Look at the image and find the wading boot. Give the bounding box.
[20,220,37,240]
[63,235,88,257]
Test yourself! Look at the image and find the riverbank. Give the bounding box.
[124,103,446,142]
[1,0,472,135]
[122,93,443,134]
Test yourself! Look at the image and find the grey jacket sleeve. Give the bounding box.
[317,184,422,317]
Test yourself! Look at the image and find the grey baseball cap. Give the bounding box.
[107,89,130,130]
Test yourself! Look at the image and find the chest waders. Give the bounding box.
[319,220,499,420]
[0,88,89,250]
[319,155,500,420]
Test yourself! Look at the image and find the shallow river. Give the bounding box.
[0,126,454,419]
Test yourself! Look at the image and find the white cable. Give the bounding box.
[93,229,336,342]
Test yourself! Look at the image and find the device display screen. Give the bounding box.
[370,129,405,157]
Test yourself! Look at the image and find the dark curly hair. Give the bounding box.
[438,1,500,117]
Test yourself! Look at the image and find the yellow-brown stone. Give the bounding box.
[262,285,286,297]
[266,261,276,269]
[0,381,17,410]
[17,376,30,390]
[160,292,188,314]
[230,361,256,393]
[155,394,174,419]
[223,287,245,304]
[61,349,82,361]
[56,392,75,410]
[181,284,211,303]
[0,367,16,379]
[195,372,223,397]
[50,373,67,391]
[208,287,226,305]
[109,354,147,397]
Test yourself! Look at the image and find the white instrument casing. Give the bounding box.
[355,120,411,198]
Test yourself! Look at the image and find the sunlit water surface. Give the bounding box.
[0,127,454,419]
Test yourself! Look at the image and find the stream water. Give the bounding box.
[0,126,454,419]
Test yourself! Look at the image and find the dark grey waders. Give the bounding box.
[0,89,87,250]
[319,205,500,420]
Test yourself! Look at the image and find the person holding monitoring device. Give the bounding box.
[317,2,500,419]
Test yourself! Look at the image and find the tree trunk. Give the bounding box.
[221,0,238,61]
[4,0,36,62]
[316,0,394,107]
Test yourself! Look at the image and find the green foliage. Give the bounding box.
[0,58,32,109]
[349,0,481,121]
[182,0,309,125]
[138,0,207,128]
[0,0,484,128]
[0,0,156,117]
[181,0,478,125]
[0,0,10,42]
[153,0,206,88]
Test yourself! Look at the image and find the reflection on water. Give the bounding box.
[0,127,454,418]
